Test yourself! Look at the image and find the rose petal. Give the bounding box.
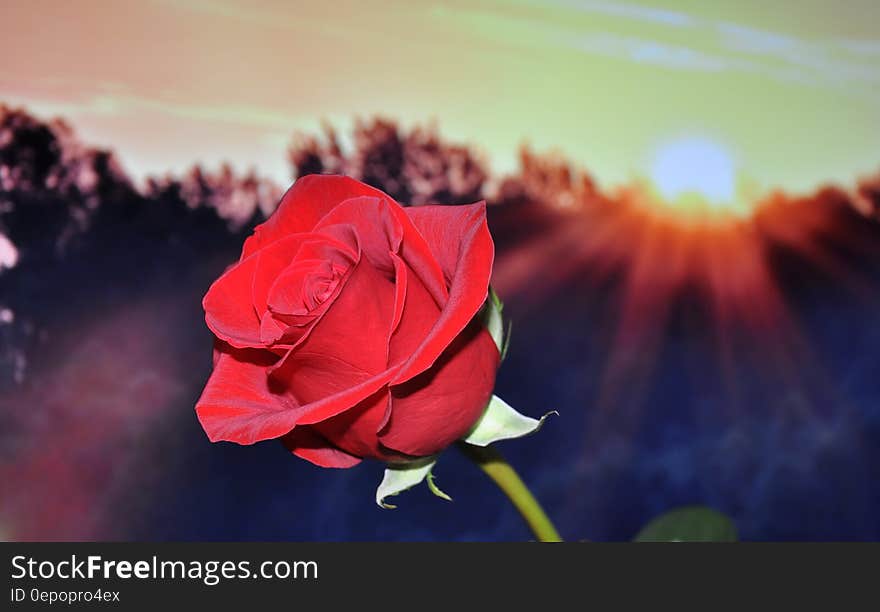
[267,260,344,316]
[294,365,402,426]
[312,390,397,460]
[284,257,395,383]
[269,257,398,425]
[262,260,354,349]
[380,321,499,456]
[259,312,288,345]
[195,341,301,445]
[392,202,494,384]
[281,426,362,468]
[203,256,262,349]
[205,234,306,348]
[242,174,390,258]
[392,203,449,306]
[261,227,361,348]
[388,253,408,346]
[388,258,441,366]
[405,202,490,283]
[252,229,357,316]
[315,193,449,308]
[311,196,403,276]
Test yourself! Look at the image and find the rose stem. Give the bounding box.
[457,442,564,542]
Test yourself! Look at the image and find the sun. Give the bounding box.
[649,137,737,208]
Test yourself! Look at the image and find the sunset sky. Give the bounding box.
[3,0,879,195]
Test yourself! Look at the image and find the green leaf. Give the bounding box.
[462,394,556,447]
[633,506,738,542]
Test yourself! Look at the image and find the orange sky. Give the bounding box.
[3,0,879,195]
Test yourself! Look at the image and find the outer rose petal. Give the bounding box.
[242,175,390,258]
[195,342,301,445]
[312,390,401,461]
[387,253,408,343]
[405,202,490,284]
[281,426,362,468]
[203,254,262,348]
[290,365,402,426]
[392,202,494,384]
[380,321,499,456]
[388,258,440,366]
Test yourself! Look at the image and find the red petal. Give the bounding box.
[380,322,499,456]
[312,390,395,460]
[388,257,440,366]
[261,228,361,347]
[312,196,409,281]
[242,175,389,258]
[280,426,362,468]
[293,365,401,426]
[252,230,357,316]
[295,192,454,372]
[392,202,494,384]
[269,258,398,423]
[313,192,448,307]
[393,204,448,306]
[203,256,262,349]
[259,313,287,345]
[205,234,306,348]
[388,253,408,344]
[195,342,302,445]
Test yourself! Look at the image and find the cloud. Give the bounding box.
[837,38,880,57]
[5,88,300,132]
[542,0,696,27]
[459,0,879,96]
[149,0,352,38]
[715,22,880,87]
[565,32,755,72]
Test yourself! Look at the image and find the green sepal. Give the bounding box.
[482,286,505,354]
[426,471,453,502]
[375,457,443,509]
[463,394,556,447]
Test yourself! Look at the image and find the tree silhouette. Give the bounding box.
[288,117,488,206]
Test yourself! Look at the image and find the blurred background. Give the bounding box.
[1,0,879,541]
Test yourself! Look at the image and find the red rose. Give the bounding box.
[196,175,499,467]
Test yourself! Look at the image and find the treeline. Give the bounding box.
[0,105,612,274]
[4,103,878,272]
[287,116,603,210]
[0,105,282,270]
